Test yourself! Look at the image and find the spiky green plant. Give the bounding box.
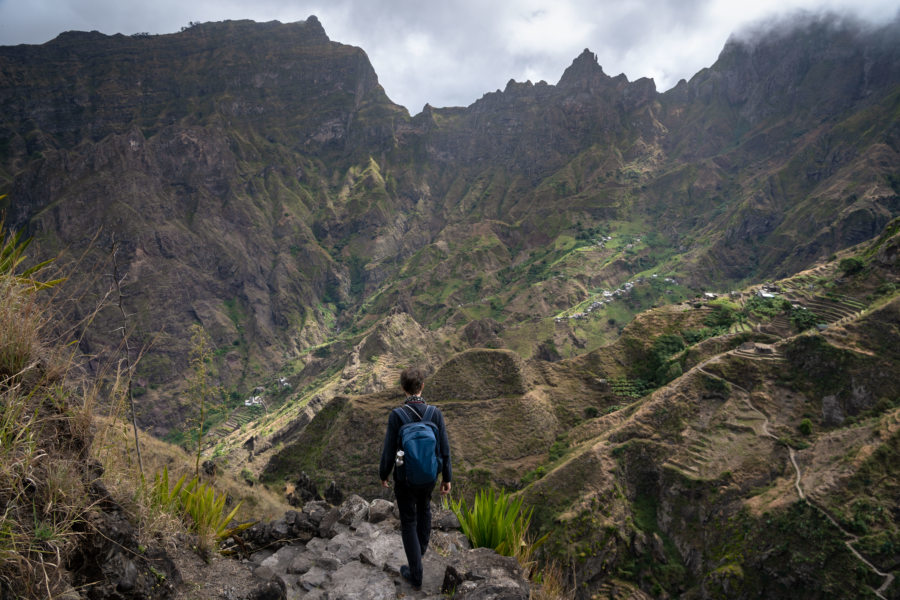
[448,488,547,561]
[179,478,249,548]
[149,465,189,513]
[150,466,251,553]
[0,210,63,290]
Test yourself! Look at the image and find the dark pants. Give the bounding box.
[394,480,434,585]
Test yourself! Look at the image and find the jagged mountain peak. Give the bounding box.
[557,47,609,88]
[710,10,900,86]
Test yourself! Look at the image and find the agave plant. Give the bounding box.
[151,466,252,551]
[150,466,189,513]
[449,488,547,562]
[1,204,64,290]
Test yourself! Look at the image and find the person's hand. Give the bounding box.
[440,481,451,495]
[382,480,390,488]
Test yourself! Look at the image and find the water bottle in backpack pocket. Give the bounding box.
[394,404,441,486]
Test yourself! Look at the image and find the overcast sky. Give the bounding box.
[0,0,897,113]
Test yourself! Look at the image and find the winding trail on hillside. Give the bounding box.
[694,360,895,598]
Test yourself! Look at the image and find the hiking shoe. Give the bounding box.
[400,565,422,589]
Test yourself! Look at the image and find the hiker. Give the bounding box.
[379,366,452,589]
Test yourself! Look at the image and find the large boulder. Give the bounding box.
[441,547,530,599]
[69,508,180,599]
[327,561,396,599]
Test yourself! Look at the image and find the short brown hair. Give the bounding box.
[400,367,426,395]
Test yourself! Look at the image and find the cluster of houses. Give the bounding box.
[243,378,292,407]
[586,235,615,249]
[755,284,782,299]
[586,234,647,251]
[554,274,678,323]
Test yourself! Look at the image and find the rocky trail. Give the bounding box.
[173,495,531,600]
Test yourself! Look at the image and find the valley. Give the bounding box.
[0,12,898,599]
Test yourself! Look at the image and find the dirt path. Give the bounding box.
[694,362,894,598]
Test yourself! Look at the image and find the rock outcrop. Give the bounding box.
[178,495,529,600]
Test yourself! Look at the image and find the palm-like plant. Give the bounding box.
[1,204,64,289]
[449,488,547,561]
[150,466,252,553]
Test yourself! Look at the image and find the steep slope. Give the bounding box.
[258,219,899,598]
[521,226,900,599]
[656,15,900,280]
[0,14,897,441]
[0,18,409,433]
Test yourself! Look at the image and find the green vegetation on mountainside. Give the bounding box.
[252,221,900,599]
[1,17,897,443]
[3,15,899,600]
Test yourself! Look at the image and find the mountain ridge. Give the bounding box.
[1,12,899,599]
[256,221,899,598]
[1,14,897,437]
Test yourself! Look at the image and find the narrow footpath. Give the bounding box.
[695,362,895,598]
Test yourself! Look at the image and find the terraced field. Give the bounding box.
[662,380,775,479]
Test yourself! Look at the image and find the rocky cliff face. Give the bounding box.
[1,14,898,437]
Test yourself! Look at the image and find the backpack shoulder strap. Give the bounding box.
[394,406,414,425]
[423,404,437,423]
[396,404,425,424]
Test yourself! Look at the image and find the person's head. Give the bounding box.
[400,367,426,396]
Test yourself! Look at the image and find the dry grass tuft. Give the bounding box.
[0,257,95,598]
[528,560,575,600]
[0,220,271,596]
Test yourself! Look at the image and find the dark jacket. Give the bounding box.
[379,397,452,484]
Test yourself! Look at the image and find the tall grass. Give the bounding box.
[0,220,89,597]
[0,217,256,595]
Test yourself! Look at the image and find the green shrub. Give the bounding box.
[839,257,864,275]
[791,309,824,332]
[682,327,717,344]
[798,418,813,436]
[653,334,685,358]
[661,361,683,382]
[704,304,736,328]
[875,282,896,297]
[744,295,784,319]
[521,466,546,485]
[548,437,569,462]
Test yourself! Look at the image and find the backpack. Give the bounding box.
[394,404,442,486]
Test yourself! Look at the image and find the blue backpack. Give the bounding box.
[394,404,441,486]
